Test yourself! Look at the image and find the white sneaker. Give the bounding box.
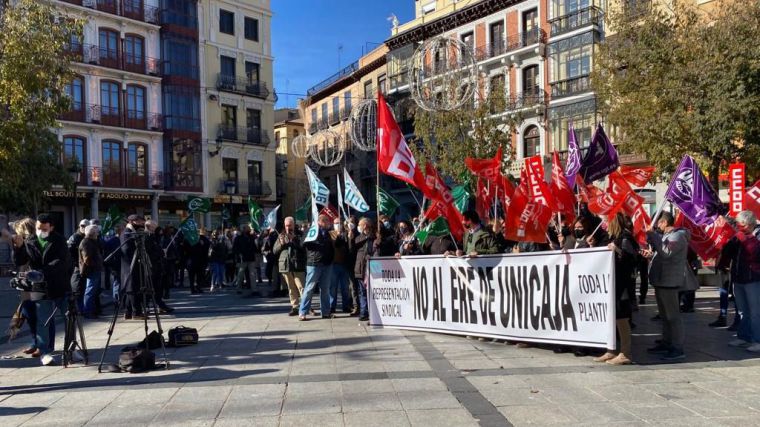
[41,354,56,366]
[747,343,760,353]
[729,339,750,347]
[210,285,216,293]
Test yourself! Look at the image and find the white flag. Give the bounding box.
[305,165,330,206]
[336,175,348,218]
[263,205,280,230]
[304,197,320,242]
[343,168,370,212]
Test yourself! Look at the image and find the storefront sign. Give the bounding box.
[369,248,616,349]
[213,196,243,204]
[729,162,745,216]
[44,190,88,199]
[100,192,152,201]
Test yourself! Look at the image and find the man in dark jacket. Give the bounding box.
[451,211,498,256]
[146,221,172,312]
[121,215,148,320]
[299,214,334,320]
[12,213,71,365]
[79,225,103,319]
[329,217,352,314]
[185,229,211,294]
[232,225,259,292]
[274,217,306,315]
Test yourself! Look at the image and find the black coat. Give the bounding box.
[13,232,71,299]
[185,235,211,266]
[232,233,259,262]
[209,238,229,263]
[422,235,456,255]
[120,228,147,293]
[349,234,375,279]
[304,229,334,266]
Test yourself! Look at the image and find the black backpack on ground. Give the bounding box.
[118,346,156,373]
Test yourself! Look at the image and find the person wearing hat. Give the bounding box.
[11,213,71,365]
[120,214,148,320]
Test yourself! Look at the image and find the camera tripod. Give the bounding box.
[97,231,169,372]
[61,293,88,367]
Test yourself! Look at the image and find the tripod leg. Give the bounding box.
[97,294,123,373]
[140,249,170,370]
[76,312,89,365]
[147,291,169,369]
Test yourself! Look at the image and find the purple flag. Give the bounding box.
[579,124,619,184]
[565,122,581,187]
[665,155,722,226]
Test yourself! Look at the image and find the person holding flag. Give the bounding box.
[446,211,498,257]
[299,214,334,320]
[274,217,306,316]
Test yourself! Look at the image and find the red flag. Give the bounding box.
[504,163,553,243]
[551,152,576,223]
[587,171,634,216]
[422,201,445,221]
[465,146,502,181]
[619,165,656,187]
[746,179,760,219]
[422,163,464,241]
[675,214,736,260]
[476,178,494,222]
[319,204,339,222]
[377,92,428,191]
[525,155,557,211]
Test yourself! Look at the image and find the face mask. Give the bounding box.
[399,226,407,234]
[333,224,342,231]
[348,223,356,230]
[573,229,585,239]
[412,221,420,229]
[36,230,49,240]
[383,221,390,229]
[561,226,571,237]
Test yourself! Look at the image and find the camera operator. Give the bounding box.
[79,225,103,319]
[121,215,148,320]
[11,214,71,365]
[146,220,173,313]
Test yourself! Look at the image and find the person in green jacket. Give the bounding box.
[447,210,499,257]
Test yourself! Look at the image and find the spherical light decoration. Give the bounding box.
[291,134,311,159]
[349,99,378,151]
[409,36,477,112]
[309,129,345,167]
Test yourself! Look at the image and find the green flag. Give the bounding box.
[248,196,263,232]
[101,205,123,236]
[294,198,310,222]
[187,196,211,213]
[377,187,400,217]
[451,185,471,214]
[415,216,449,246]
[180,217,200,246]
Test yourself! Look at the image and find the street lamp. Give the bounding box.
[68,159,82,233]
[224,180,235,228]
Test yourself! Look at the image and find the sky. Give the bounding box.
[271,0,415,109]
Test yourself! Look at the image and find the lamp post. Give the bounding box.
[224,180,235,228]
[68,159,82,233]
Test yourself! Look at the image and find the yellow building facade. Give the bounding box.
[273,109,306,216]
[199,0,276,227]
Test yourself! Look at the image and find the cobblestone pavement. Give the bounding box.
[1,282,759,427]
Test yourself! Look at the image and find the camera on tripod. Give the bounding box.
[9,270,48,301]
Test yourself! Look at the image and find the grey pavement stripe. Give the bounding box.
[405,335,512,427]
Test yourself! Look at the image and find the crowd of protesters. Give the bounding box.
[5,200,760,366]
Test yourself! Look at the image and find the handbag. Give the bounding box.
[118,346,156,373]
[168,326,199,347]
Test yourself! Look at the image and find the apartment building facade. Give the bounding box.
[199,0,276,229]
[273,109,305,216]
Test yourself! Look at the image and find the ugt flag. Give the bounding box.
[665,155,722,226]
[304,197,320,243]
[305,165,330,206]
[377,91,427,191]
[263,205,280,230]
[579,124,619,184]
[744,180,760,219]
[343,168,369,212]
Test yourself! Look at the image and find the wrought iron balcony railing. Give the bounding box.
[549,6,603,37]
[217,179,273,197]
[58,103,162,131]
[76,44,160,75]
[216,126,270,145]
[72,0,160,25]
[550,75,592,98]
[72,166,164,189]
[216,74,270,99]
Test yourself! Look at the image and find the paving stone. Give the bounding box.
[341,392,403,412]
[390,378,449,392]
[477,387,549,407]
[212,416,279,427]
[497,403,576,425]
[218,396,283,418]
[278,412,344,426]
[406,408,479,427]
[673,397,760,418]
[397,390,462,410]
[342,410,410,427]
[614,402,699,421]
[281,392,341,414]
[590,384,669,404]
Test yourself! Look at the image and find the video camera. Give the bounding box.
[9,270,48,301]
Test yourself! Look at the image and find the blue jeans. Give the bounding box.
[329,264,352,312]
[210,262,225,285]
[35,299,57,355]
[300,265,331,316]
[357,278,368,318]
[83,272,102,316]
[21,300,39,349]
[735,282,760,343]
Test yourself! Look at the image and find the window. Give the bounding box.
[461,32,474,53]
[63,136,86,170]
[523,65,540,95]
[247,160,262,194]
[244,17,259,41]
[162,37,199,79]
[275,131,280,143]
[363,80,373,99]
[220,55,235,77]
[378,74,387,94]
[523,126,541,157]
[344,91,352,112]
[222,105,237,128]
[246,108,261,129]
[311,109,317,125]
[124,35,144,69]
[422,1,436,14]
[245,61,260,82]
[553,0,592,18]
[293,130,299,138]
[126,85,146,120]
[321,103,328,122]
[523,9,539,44]
[219,9,234,35]
[127,143,147,187]
[163,85,200,131]
[489,21,504,48]
[65,76,84,111]
[100,81,120,124]
[550,34,594,82]
[98,28,119,67]
[332,96,339,116]
[489,74,506,113]
[550,102,596,151]
[223,158,238,189]
[102,140,122,186]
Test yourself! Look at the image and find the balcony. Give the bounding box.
[73,0,160,25]
[59,103,162,131]
[216,74,270,99]
[80,44,161,76]
[78,166,164,189]
[491,92,546,115]
[550,75,592,99]
[165,170,202,192]
[216,125,271,146]
[218,179,273,197]
[549,6,603,37]
[506,28,546,51]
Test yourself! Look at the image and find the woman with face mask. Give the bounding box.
[395,220,420,257]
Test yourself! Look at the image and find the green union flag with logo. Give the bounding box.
[248,196,263,232]
[180,217,200,246]
[415,216,450,246]
[100,205,124,236]
[377,187,400,217]
[187,196,211,213]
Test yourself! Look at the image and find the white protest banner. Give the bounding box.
[343,168,370,212]
[304,197,320,242]
[305,165,330,206]
[368,248,616,349]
